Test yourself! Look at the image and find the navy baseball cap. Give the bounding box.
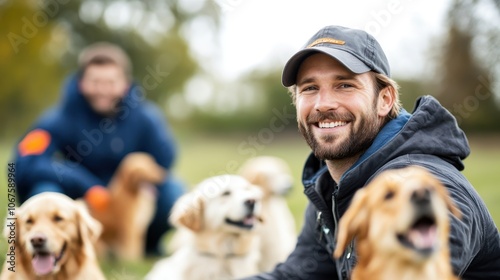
[282,25,390,87]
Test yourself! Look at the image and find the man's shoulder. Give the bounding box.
[133,100,164,120]
[33,106,67,130]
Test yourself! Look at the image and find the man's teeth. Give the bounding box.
[319,121,347,128]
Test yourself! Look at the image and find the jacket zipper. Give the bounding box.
[333,187,354,280]
[332,188,345,280]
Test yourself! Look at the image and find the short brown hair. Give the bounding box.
[78,42,132,80]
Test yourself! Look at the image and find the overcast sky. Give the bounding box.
[204,0,452,80]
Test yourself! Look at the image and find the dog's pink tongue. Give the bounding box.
[32,254,55,275]
[409,224,437,249]
[244,216,255,226]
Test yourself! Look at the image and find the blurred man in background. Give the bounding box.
[13,42,184,256]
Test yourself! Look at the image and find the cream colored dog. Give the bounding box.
[334,166,461,280]
[1,192,104,280]
[238,156,297,272]
[146,175,263,280]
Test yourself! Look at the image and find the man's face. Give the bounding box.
[79,64,129,116]
[295,53,386,161]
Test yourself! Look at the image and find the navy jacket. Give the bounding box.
[245,96,500,280]
[14,75,177,202]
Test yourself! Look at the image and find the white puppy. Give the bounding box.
[146,175,263,280]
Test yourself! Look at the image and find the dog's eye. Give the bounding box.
[222,190,231,196]
[26,218,33,224]
[53,215,64,222]
[384,190,395,200]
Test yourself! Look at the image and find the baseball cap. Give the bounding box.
[78,42,132,79]
[282,25,390,87]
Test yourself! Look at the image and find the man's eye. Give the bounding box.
[300,86,317,93]
[339,83,353,89]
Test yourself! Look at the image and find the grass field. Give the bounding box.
[0,133,499,279]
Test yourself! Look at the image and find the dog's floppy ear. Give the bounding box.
[333,188,370,259]
[75,200,102,244]
[170,192,205,232]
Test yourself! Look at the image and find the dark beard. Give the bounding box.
[298,109,380,161]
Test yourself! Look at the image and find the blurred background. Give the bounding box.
[1,0,499,278]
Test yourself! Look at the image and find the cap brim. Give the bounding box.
[282,47,371,87]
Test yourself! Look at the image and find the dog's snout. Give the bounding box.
[244,199,256,211]
[411,188,431,205]
[30,233,47,248]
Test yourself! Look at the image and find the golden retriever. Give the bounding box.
[145,175,263,280]
[333,166,461,280]
[88,152,166,261]
[1,192,104,280]
[238,156,297,272]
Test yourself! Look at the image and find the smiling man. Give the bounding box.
[243,25,500,279]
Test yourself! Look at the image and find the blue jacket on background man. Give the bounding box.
[14,74,184,254]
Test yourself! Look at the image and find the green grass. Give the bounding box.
[1,134,499,279]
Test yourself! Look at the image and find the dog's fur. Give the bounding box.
[89,152,166,260]
[334,166,461,280]
[1,192,104,280]
[146,175,263,280]
[238,156,297,272]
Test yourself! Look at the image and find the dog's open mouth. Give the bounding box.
[225,214,257,229]
[397,215,437,255]
[31,242,66,275]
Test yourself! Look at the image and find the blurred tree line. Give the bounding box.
[1,0,499,142]
[0,0,218,139]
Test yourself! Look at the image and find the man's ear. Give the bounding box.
[170,192,204,232]
[333,188,370,259]
[377,86,396,118]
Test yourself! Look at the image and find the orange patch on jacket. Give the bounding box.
[18,129,51,156]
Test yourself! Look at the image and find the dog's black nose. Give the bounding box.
[244,199,256,211]
[411,188,431,205]
[30,233,47,248]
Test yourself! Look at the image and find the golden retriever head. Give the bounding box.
[115,152,166,194]
[170,175,263,234]
[5,192,102,276]
[334,166,461,263]
[238,156,294,198]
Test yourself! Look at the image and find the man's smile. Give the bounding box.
[318,121,348,128]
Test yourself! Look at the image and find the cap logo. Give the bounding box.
[307,38,345,48]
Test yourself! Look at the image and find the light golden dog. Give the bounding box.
[238,156,297,272]
[1,192,104,280]
[146,175,263,280]
[89,152,166,260]
[334,166,461,280]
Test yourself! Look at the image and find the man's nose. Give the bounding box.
[313,89,339,112]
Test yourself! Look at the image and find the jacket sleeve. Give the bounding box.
[442,172,500,279]
[139,102,177,170]
[241,203,338,280]
[14,113,103,199]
